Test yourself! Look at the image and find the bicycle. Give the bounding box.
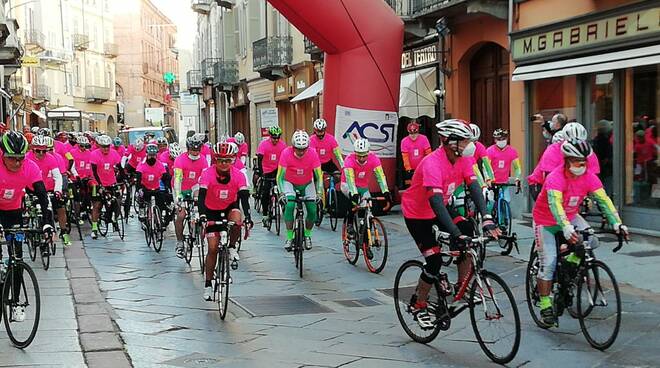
[444,185,482,267]
[252,172,263,214]
[202,219,250,320]
[289,194,317,278]
[394,232,521,364]
[179,197,202,269]
[489,182,520,256]
[341,196,388,273]
[141,192,165,253]
[97,185,125,240]
[316,171,340,231]
[22,195,52,271]
[262,178,281,236]
[0,225,41,348]
[525,228,625,350]
[65,182,83,241]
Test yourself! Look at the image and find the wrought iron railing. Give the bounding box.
[252,36,293,72]
[85,86,111,102]
[213,60,238,87]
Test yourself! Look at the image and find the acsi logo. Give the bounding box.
[342,121,395,143]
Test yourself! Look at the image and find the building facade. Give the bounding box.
[511,0,660,231]
[114,0,179,129]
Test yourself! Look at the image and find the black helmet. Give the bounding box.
[186,135,204,150]
[1,131,29,157]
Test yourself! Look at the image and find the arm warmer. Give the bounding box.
[238,189,251,215]
[173,168,183,198]
[52,168,63,192]
[197,188,208,216]
[469,180,489,218]
[161,172,172,190]
[134,172,144,191]
[33,181,53,227]
[91,164,102,186]
[256,154,264,172]
[402,152,412,171]
[429,193,461,237]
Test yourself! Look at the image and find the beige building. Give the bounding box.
[114,0,179,128]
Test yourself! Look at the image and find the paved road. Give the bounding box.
[2,210,660,367]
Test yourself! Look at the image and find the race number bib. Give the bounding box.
[2,189,15,200]
[358,172,366,179]
[319,149,326,155]
[147,175,155,182]
[498,160,505,169]
[413,149,419,156]
[296,169,304,176]
[188,172,196,179]
[270,154,277,161]
[219,190,228,199]
[103,163,110,170]
[79,161,85,168]
[568,196,580,207]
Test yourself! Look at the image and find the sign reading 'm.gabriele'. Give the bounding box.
[511,5,659,62]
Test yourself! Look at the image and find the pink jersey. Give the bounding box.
[309,134,339,164]
[201,144,212,162]
[257,139,287,174]
[53,151,69,176]
[341,153,382,188]
[226,138,249,160]
[486,145,519,184]
[90,149,122,186]
[71,148,93,178]
[26,152,60,191]
[402,149,477,220]
[113,145,127,157]
[54,140,70,156]
[401,135,431,170]
[136,161,167,190]
[536,142,600,175]
[533,166,603,226]
[278,147,321,185]
[199,166,248,210]
[158,151,175,176]
[0,159,42,210]
[173,154,209,191]
[233,155,245,170]
[127,146,146,168]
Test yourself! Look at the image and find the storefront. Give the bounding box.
[291,62,315,132]
[511,1,660,230]
[230,83,251,155]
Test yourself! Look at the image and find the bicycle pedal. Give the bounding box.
[231,261,238,271]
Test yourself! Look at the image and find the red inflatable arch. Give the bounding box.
[268,0,404,192]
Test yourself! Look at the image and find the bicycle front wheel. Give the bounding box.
[577,260,621,350]
[197,227,207,275]
[364,218,388,274]
[152,208,163,252]
[40,240,51,271]
[469,270,521,364]
[2,261,41,348]
[275,201,281,236]
[393,260,443,344]
[341,217,359,265]
[525,246,548,329]
[315,201,323,227]
[217,249,230,320]
[328,189,338,231]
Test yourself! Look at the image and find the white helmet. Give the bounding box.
[31,135,49,148]
[551,130,565,144]
[562,122,588,142]
[134,137,145,151]
[313,118,327,131]
[96,135,112,147]
[436,119,473,140]
[468,123,481,142]
[168,143,182,159]
[561,140,592,159]
[354,138,370,154]
[234,132,245,145]
[291,130,310,149]
[77,136,90,146]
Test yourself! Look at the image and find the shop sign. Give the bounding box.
[296,80,307,90]
[21,56,40,67]
[335,105,398,158]
[401,44,438,70]
[274,78,289,99]
[512,5,660,62]
[259,107,278,128]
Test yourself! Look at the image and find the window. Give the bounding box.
[74,64,80,87]
[237,1,247,57]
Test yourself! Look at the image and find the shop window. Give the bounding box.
[626,66,659,209]
[590,73,615,196]
[529,76,577,166]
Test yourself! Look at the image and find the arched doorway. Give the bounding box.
[107,115,116,136]
[470,43,509,146]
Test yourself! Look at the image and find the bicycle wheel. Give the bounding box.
[217,249,230,320]
[328,189,338,231]
[2,261,41,348]
[152,208,163,253]
[341,217,359,265]
[364,218,388,274]
[143,209,153,248]
[498,199,514,255]
[469,271,521,364]
[275,202,281,236]
[264,197,274,232]
[184,222,194,265]
[40,240,51,271]
[525,245,548,329]
[294,220,304,278]
[114,201,125,240]
[98,208,109,237]
[197,227,207,275]
[577,260,621,350]
[315,201,323,227]
[27,235,37,262]
[393,260,443,344]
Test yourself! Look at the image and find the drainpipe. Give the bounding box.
[508,0,513,45]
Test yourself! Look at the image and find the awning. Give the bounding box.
[290,79,323,102]
[31,109,47,120]
[512,45,660,81]
[399,67,436,119]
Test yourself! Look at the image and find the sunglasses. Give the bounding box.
[271,136,281,140]
[5,156,25,162]
[215,158,234,164]
[34,149,48,154]
[356,154,369,159]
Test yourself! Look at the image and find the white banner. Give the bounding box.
[259,107,279,128]
[335,105,398,158]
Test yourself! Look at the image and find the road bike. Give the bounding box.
[0,225,41,349]
[141,192,165,253]
[289,194,317,278]
[65,182,83,241]
[178,197,202,270]
[342,196,388,273]
[22,195,52,271]
[394,231,520,364]
[525,228,626,350]
[262,178,281,236]
[489,182,520,256]
[97,185,125,240]
[316,171,340,231]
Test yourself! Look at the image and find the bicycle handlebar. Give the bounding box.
[579,228,628,253]
[492,182,522,194]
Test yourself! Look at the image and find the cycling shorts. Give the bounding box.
[205,202,239,234]
[321,161,339,175]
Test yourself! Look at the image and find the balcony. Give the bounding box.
[213,60,238,91]
[201,57,220,85]
[23,29,45,52]
[191,0,212,14]
[215,0,235,8]
[104,43,118,58]
[73,33,89,51]
[40,49,71,66]
[85,86,111,103]
[186,70,203,94]
[252,36,292,81]
[35,85,51,101]
[303,37,323,61]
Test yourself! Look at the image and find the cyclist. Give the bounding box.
[532,139,629,327]
[173,134,209,258]
[468,123,495,185]
[113,137,127,157]
[156,137,168,154]
[309,118,344,180]
[194,133,213,165]
[159,143,181,178]
[54,131,70,156]
[341,138,391,208]
[256,126,287,218]
[485,129,521,211]
[400,121,431,184]
[136,143,171,226]
[231,132,249,166]
[47,137,76,246]
[401,119,501,329]
[0,132,54,322]
[198,142,252,301]
[70,136,94,223]
[89,135,123,239]
[277,130,323,251]
[126,137,147,175]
